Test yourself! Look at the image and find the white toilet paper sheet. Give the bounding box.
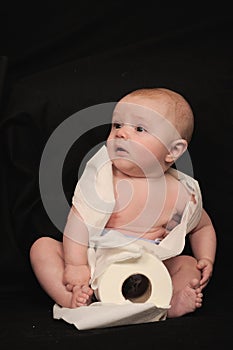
[53,301,168,330]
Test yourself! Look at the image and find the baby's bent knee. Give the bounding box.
[30,237,62,262]
[178,255,198,267]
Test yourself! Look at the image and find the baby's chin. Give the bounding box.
[112,159,145,178]
[112,160,163,179]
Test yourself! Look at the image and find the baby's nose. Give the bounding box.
[116,125,131,139]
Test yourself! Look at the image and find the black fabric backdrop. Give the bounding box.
[1,2,233,349]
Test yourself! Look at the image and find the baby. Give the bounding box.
[30,87,216,318]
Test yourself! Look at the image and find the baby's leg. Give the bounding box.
[30,237,92,308]
[163,255,203,318]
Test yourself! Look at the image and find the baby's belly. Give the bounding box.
[106,220,168,241]
[106,194,172,241]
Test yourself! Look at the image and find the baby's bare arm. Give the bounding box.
[189,209,216,263]
[188,209,217,288]
[63,206,91,292]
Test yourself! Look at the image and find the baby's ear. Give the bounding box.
[165,139,188,164]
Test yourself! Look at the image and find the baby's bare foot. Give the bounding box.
[82,285,94,305]
[167,278,203,318]
[71,285,93,307]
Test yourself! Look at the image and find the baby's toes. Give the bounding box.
[76,296,88,306]
[195,286,202,294]
[195,301,202,308]
[74,293,89,306]
[195,294,203,307]
[82,285,93,296]
[72,286,88,305]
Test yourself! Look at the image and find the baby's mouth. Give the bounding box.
[115,146,129,153]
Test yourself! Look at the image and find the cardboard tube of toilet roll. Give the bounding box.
[94,252,173,307]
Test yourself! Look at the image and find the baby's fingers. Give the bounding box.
[65,283,74,292]
[200,272,211,290]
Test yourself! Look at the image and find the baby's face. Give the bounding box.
[106,95,181,177]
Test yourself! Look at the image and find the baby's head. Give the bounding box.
[107,87,194,176]
[120,87,194,143]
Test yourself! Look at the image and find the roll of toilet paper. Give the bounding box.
[94,252,173,307]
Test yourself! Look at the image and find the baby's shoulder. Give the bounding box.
[165,171,192,212]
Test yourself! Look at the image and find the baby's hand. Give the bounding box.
[197,258,213,290]
[63,264,93,307]
[63,263,90,286]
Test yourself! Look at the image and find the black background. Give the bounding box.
[1,1,233,349]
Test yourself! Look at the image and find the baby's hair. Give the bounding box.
[124,87,194,143]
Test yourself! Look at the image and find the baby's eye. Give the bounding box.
[113,122,122,129]
[136,125,147,132]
